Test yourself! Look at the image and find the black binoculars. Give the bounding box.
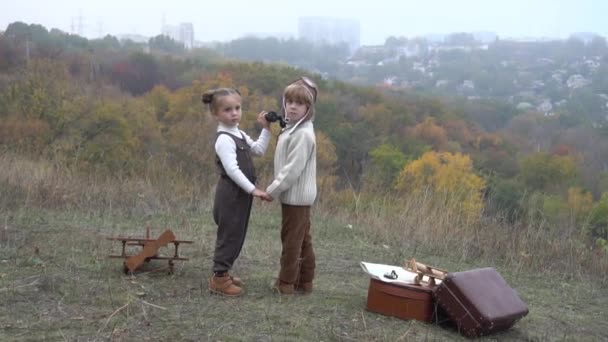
[264,111,286,128]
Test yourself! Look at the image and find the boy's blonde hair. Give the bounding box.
[283,77,318,122]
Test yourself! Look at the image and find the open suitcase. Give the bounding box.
[434,267,529,337]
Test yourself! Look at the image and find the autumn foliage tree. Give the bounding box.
[519,152,579,194]
[0,59,74,153]
[315,131,339,201]
[567,187,594,225]
[364,143,407,189]
[395,151,486,219]
[407,117,448,150]
[78,102,137,171]
[1,24,607,242]
[589,193,608,240]
[111,52,161,95]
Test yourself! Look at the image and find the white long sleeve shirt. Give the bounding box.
[215,122,270,194]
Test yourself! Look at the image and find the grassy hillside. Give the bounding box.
[1,23,608,340]
[1,202,607,341]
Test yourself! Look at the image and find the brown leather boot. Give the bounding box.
[229,274,244,287]
[295,281,313,294]
[272,279,294,295]
[209,274,243,297]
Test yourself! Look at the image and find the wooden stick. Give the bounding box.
[97,302,130,337]
[0,278,39,292]
[138,299,167,311]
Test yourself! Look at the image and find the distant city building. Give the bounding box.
[458,80,476,96]
[382,76,397,87]
[412,62,426,73]
[537,99,553,116]
[566,74,591,89]
[398,44,422,58]
[531,80,546,91]
[516,102,534,111]
[162,22,194,49]
[584,59,600,70]
[298,17,360,54]
[435,80,449,88]
[462,80,475,90]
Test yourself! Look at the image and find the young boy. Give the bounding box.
[266,77,319,294]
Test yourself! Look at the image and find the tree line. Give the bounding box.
[1,22,607,252]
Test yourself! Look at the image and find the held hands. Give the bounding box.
[252,188,273,201]
[257,111,271,130]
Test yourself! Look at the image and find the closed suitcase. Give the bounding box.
[434,268,528,337]
[366,278,437,322]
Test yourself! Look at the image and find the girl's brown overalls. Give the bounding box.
[212,132,256,273]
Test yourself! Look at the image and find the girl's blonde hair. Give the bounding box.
[202,88,241,114]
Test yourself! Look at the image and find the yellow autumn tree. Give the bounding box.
[146,85,172,122]
[78,101,138,172]
[567,187,594,225]
[162,84,217,181]
[316,131,338,198]
[395,151,486,219]
[162,81,208,124]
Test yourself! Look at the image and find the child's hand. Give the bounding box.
[257,111,271,130]
[252,188,273,201]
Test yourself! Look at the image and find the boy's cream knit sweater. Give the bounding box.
[266,120,317,205]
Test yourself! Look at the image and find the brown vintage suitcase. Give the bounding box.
[366,278,437,322]
[434,268,528,337]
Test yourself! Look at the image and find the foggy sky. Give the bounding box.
[1,0,605,44]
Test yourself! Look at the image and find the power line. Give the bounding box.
[77,11,84,36]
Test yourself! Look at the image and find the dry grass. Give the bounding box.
[1,151,606,279]
[1,153,607,340]
[0,153,208,215]
[330,189,608,281]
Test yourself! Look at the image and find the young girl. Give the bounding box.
[266,77,319,295]
[202,87,272,297]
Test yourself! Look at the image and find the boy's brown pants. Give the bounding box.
[279,204,315,285]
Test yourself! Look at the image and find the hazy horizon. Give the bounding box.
[1,0,606,45]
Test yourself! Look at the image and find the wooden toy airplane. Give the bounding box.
[107,227,193,274]
[404,258,448,286]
